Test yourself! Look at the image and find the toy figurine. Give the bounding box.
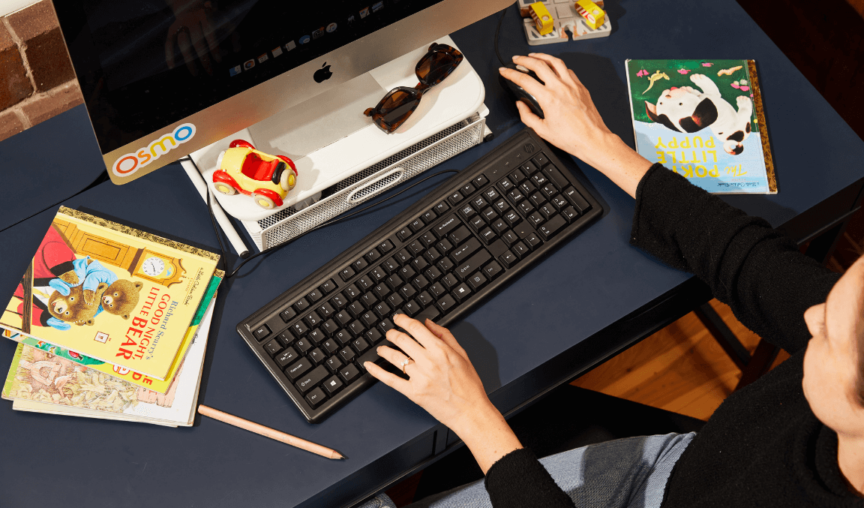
[212,140,298,209]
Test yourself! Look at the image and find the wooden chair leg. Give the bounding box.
[735,339,779,391]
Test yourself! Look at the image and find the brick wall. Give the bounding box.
[0,0,82,143]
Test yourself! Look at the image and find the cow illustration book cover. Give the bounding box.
[0,207,219,380]
[625,59,776,194]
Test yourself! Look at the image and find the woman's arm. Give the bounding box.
[500,54,839,353]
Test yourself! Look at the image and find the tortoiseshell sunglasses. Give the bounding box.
[364,43,464,133]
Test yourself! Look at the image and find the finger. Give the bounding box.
[527,53,573,84]
[568,69,584,87]
[394,314,443,352]
[499,67,548,104]
[385,328,429,365]
[177,31,198,76]
[376,344,410,369]
[365,362,411,393]
[515,101,543,130]
[423,319,467,359]
[512,55,559,89]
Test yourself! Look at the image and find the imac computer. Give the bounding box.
[54,0,510,187]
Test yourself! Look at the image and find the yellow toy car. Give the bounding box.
[212,140,298,209]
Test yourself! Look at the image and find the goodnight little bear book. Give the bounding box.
[625,59,777,194]
[0,207,220,380]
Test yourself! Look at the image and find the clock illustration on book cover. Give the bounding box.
[141,256,165,276]
[130,250,184,286]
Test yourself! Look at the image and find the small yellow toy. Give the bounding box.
[574,0,605,30]
[526,2,554,36]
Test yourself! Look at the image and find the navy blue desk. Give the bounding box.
[1,0,862,506]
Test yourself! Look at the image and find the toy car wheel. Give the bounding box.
[214,182,237,195]
[251,192,276,209]
[280,168,297,191]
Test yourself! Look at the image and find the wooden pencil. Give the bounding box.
[198,405,344,460]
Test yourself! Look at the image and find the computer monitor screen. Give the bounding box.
[54,0,509,184]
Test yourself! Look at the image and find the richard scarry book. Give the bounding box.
[0,207,219,380]
[625,59,777,194]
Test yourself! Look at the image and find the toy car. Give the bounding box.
[212,140,298,209]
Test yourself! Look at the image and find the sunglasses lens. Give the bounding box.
[416,46,463,86]
[369,89,420,132]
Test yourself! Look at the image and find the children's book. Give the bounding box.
[625,59,777,194]
[0,207,219,380]
[0,269,222,393]
[2,299,215,427]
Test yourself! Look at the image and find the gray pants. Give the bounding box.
[358,432,695,508]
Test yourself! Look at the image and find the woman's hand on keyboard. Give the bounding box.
[365,314,523,474]
[500,54,652,198]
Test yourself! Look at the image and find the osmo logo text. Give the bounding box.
[112,123,196,177]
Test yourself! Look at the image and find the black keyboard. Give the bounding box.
[237,130,604,423]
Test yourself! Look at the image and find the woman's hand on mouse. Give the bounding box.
[499,54,652,198]
[365,314,522,473]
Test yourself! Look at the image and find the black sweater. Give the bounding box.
[484,165,860,507]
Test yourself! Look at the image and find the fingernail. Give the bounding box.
[512,55,520,61]
[499,67,506,73]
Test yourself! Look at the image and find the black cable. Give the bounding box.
[180,156,459,279]
[494,6,508,67]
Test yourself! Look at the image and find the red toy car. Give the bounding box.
[212,140,298,209]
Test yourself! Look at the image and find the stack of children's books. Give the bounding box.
[0,207,222,427]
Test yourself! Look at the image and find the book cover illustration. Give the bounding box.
[1,270,222,393]
[3,300,215,427]
[1,207,219,380]
[625,59,776,194]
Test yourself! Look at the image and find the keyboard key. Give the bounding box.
[538,215,567,240]
[280,307,297,323]
[451,237,481,264]
[305,387,327,407]
[430,282,447,298]
[422,210,437,223]
[373,283,391,300]
[437,294,457,313]
[442,273,459,289]
[352,258,368,272]
[339,364,361,384]
[349,320,366,337]
[361,311,378,327]
[296,365,328,393]
[437,257,455,272]
[499,250,518,268]
[415,305,441,323]
[322,339,339,354]
[563,187,591,213]
[374,301,391,318]
[434,215,459,238]
[387,293,404,308]
[520,180,536,195]
[449,226,471,245]
[352,337,370,354]
[364,249,381,264]
[502,231,519,246]
[473,175,488,188]
[370,266,387,282]
[394,249,411,264]
[339,347,357,364]
[447,191,464,205]
[295,338,313,353]
[420,232,437,246]
[497,178,513,192]
[323,376,343,395]
[308,329,326,345]
[503,210,521,227]
[308,347,326,365]
[334,330,352,346]
[409,218,425,232]
[530,192,546,207]
[493,199,509,213]
[467,272,487,291]
[326,356,343,373]
[286,358,312,380]
[400,284,418,300]
[320,279,337,294]
[424,266,442,281]
[507,188,526,205]
[468,216,485,232]
[291,321,309,337]
[460,182,476,196]
[417,291,434,307]
[359,276,376,291]
[479,228,496,244]
[483,261,503,279]
[361,292,378,309]
[397,227,413,241]
[459,204,476,220]
[253,324,271,341]
[331,293,348,309]
[491,218,508,234]
[542,165,570,189]
[348,302,365,318]
[304,311,321,328]
[365,328,383,344]
[509,169,526,184]
[264,339,282,357]
[343,284,361,300]
[434,201,449,215]
[277,330,295,347]
[378,318,395,334]
[408,240,424,255]
[412,257,429,271]
[525,233,542,249]
[533,152,550,167]
[539,203,556,219]
[413,275,430,291]
[403,299,421,317]
[455,249,492,281]
[335,310,352,326]
[378,240,394,253]
[387,273,405,290]
[561,206,579,223]
[518,202,535,216]
[472,196,488,210]
[484,187,500,201]
[275,347,299,368]
[528,212,545,227]
[531,173,549,187]
[482,208,498,222]
[521,160,538,174]
[541,183,558,199]
[382,257,400,273]
[437,238,454,254]
[512,241,529,259]
[294,298,310,312]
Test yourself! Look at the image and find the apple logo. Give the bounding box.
[313,62,333,83]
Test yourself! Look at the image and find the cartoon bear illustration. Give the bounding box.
[101,280,143,319]
[46,282,109,327]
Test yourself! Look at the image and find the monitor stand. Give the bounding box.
[185,35,488,226]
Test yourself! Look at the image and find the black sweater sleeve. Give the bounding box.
[631,164,840,353]
[484,448,575,508]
